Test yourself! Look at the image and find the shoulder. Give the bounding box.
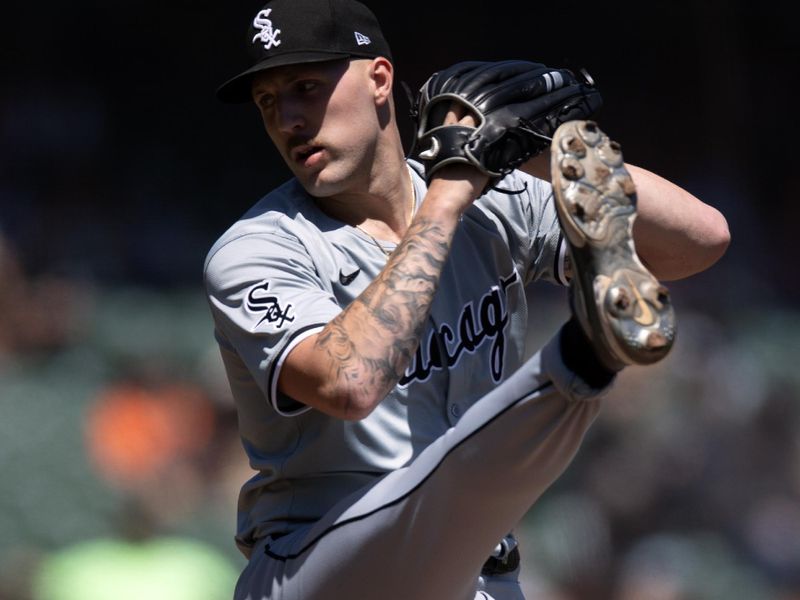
[480,169,552,208]
[406,158,551,210]
[203,179,317,276]
[458,170,551,236]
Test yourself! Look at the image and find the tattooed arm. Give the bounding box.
[278,170,487,420]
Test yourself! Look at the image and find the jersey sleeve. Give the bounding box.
[520,175,569,286]
[204,229,341,416]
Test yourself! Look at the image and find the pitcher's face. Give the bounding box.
[252,58,385,198]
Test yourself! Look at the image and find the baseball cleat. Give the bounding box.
[550,120,676,369]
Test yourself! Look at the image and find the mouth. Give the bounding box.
[292,144,325,166]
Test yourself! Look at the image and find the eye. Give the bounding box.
[256,93,276,109]
[297,80,318,94]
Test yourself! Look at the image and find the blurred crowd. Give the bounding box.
[0,230,251,600]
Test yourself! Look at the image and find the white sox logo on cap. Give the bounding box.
[218,0,392,103]
[252,9,281,50]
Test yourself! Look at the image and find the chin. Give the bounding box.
[297,167,351,199]
[296,176,335,199]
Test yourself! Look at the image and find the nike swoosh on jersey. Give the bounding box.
[339,268,361,286]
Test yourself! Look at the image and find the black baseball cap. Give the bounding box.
[216,0,392,104]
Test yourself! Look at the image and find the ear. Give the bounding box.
[369,57,394,107]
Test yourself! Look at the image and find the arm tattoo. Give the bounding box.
[315,217,453,407]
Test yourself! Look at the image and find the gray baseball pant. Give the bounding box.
[235,330,608,600]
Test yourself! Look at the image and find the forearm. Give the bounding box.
[314,204,458,417]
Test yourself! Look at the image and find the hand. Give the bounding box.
[428,102,490,200]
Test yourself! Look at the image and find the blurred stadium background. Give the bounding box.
[2,1,798,598]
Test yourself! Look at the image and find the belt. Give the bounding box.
[481,534,520,576]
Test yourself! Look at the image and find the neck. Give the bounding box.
[318,133,414,243]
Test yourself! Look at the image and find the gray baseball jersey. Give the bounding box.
[204,160,567,557]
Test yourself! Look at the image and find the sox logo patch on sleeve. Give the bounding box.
[246,281,296,330]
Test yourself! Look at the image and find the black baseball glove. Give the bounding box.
[410,60,602,185]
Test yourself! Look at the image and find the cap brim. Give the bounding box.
[216,52,351,104]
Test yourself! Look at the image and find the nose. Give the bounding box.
[274,97,305,134]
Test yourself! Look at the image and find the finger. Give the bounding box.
[444,103,465,125]
[445,102,479,128]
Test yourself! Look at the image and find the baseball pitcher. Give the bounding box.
[204,0,730,598]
